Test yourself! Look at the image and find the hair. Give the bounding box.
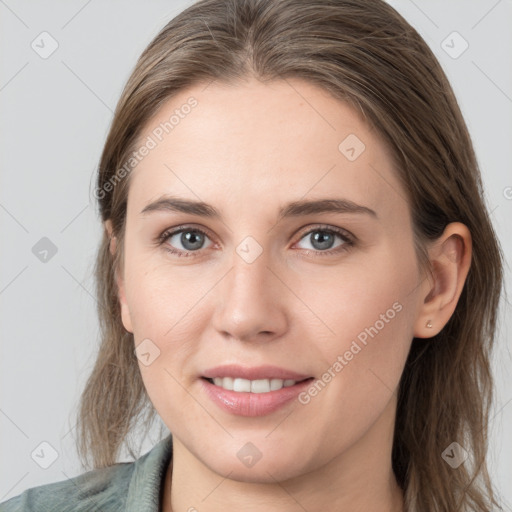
[76,0,504,510]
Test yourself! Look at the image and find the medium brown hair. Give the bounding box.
[77,1,504,510]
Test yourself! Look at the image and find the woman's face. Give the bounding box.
[115,77,426,482]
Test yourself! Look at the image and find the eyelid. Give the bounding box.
[294,223,354,243]
[157,223,213,241]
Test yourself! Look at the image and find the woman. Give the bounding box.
[1,0,504,510]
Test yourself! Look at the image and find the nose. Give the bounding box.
[211,247,288,343]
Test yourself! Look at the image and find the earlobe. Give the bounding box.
[105,219,117,256]
[120,300,134,334]
[413,222,472,339]
[103,219,133,333]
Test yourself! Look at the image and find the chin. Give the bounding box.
[203,450,309,484]
[218,464,300,484]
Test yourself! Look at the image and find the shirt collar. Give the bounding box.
[125,433,173,512]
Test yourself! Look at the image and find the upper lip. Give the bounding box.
[202,364,312,381]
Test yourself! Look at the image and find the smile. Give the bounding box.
[204,377,310,393]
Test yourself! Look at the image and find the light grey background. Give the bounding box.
[1,0,511,507]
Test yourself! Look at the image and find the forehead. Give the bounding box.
[127,77,407,222]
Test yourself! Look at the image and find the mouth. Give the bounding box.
[199,364,315,415]
[200,375,316,416]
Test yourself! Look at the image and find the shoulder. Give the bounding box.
[0,434,174,512]
[0,462,134,512]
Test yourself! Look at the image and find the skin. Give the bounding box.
[105,76,471,512]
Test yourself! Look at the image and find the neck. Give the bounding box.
[162,397,404,512]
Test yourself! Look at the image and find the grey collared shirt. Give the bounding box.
[0,434,174,512]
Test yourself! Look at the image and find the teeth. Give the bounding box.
[211,377,298,393]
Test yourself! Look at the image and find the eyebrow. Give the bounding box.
[140,195,377,220]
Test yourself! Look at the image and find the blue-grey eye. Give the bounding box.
[163,228,213,252]
[178,230,206,251]
[296,229,348,252]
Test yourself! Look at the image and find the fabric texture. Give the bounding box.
[0,434,174,512]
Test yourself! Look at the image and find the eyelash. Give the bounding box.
[156,224,356,258]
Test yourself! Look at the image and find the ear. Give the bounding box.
[413,222,472,338]
[104,219,133,333]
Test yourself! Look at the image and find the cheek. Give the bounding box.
[297,248,418,431]
[123,258,205,431]
[121,256,202,410]
[123,250,202,338]
[301,244,416,348]
[290,299,413,465]
[122,249,222,380]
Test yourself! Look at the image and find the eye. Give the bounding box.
[294,225,354,256]
[156,224,355,258]
[157,226,214,257]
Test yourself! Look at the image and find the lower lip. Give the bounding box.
[200,377,314,417]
